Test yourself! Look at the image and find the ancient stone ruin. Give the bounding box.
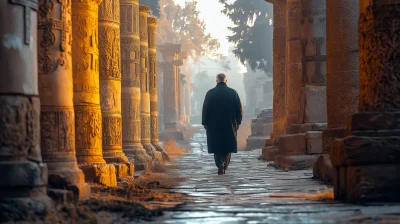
[246,109,273,150]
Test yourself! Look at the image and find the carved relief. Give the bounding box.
[100,84,119,110]
[99,26,121,79]
[150,115,159,141]
[0,96,40,159]
[75,107,102,151]
[358,3,400,112]
[302,37,326,84]
[150,101,158,112]
[141,116,151,139]
[140,50,148,92]
[9,0,39,45]
[38,0,71,74]
[41,109,75,153]
[121,44,140,87]
[102,116,122,146]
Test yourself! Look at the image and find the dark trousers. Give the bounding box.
[214,153,231,170]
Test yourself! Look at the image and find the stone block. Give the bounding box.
[262,146,279,161]
[66,183,91,201]
[289,122,327,134]
[114,162,134,178]
[322,128,345,153]
[47,189,74,202]
[274,154,320,170]
[331,136,400,167]
[262,123,273,136]
[80,164,117,187]
[347,112,400,131]
[298,85,327,124]
[312,154,334,185]
[0,161,47,188]
[246,136,268,150]
[279,133,306,156]
[305,131,323,154]
[264,137,273,147]
[251,123,263,136]
[346,164,400,202]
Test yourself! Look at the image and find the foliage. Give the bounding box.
[219,0,273,74]
[156,0,220,61]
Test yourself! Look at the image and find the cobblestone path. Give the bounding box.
[152,128,400,224]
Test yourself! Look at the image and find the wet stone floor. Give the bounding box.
[150,128,400,224]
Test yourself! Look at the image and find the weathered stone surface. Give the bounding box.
[114,162,134,178]
[279,134,306,156]
[305,131,323,154]
[247,137,268,150]
[322,128,345,153]
[80,164,117,187]
[99,0,129,164]
[289,122,327,134]
[47,189,74,203]
[298,85,327,124]
[120,0,146,159]
[313,154,333,185]
[347,112,400,132]
[274,154,319,170]
[263,123,273,136]
[262,146,279,161]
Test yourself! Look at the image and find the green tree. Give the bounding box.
[219,0,273,74]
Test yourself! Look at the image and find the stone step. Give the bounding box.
[274,154,320,170]
[262,146,279,161]
[246,136,270,150]
[279,133,307,156]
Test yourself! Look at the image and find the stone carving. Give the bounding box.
[121,45,140,87]
[99,27,121,79]
[150,115,159,140]
[75,106,102,150]
[38,0,71,74]
[9,0,39,45]
[141,116,151,139]
[302,37,326,84]
[102,116,122,146]
[40,109,74,152]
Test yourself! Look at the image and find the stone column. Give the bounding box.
[159,44,183,140]
[38,0,90,199]
[262,1,287,161]
[313,0,359,185]
[139,5,158,160]
[274,0,328,170]
[148,17,166,156]
[72,0,117,186]
[331,0,400,202]
[0,0,50,209]
[120,0,152,171]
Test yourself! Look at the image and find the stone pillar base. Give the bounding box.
[80,164,117,187]
[113,162,135,179]
[129,148,152,172]
[331,112,400,202]
[322,128,345,153]
[143,143,157,159]
[274,154,320,170]
[262,146,279,161]
[47,168,90,200]
[103,153,129,164]
[153,143,169,161]
[312,154,334,185]
[0,196,53,222]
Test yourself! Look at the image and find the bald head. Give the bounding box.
[216,73,227,83]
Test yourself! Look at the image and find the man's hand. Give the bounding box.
[204,125,207,130]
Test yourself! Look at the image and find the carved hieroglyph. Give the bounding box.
[147,17,162,150]
[159,44,182,134]
[99,0,128,163]
[120,0,144,156]
[72,0,106,165]
[139,5,156,154]
[38,0,89,197]
[0,0,48,198]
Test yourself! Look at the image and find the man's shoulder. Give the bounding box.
[227,86,238,94]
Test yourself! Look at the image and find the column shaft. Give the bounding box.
[38,0,90,199]
[99,0,128,163]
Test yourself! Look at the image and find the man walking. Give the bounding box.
[202,74,243,175]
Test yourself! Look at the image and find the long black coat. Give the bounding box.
[202,82,243,154]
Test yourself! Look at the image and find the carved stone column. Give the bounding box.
[262,1,287,161]
[274,0,328,170]
[0,0,50,210]
[98,0,135,178]
[331,0,400,202]
[148,17,166,157]
[120,0,152,171]
[313,0,359,185]
[139,5,158,160]
[72,0,117,186]
[38,0,90,200]
[159,44,183,140]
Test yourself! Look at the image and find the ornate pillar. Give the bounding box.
[313,0,359,184]
[331,0,400,202]
[120,0,152,171]
[159,44,183,140]
[72,0,117,186]
[262,1,287,161]
[139,5,158,159]
[38,0,90,199]
[274,0,328,170]
[0,0,50,209]
[148,17,166,156]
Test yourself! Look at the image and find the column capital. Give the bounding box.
[158,43,182,61]
[139,5,150,13]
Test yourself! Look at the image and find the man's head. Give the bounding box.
[216,73,227,83]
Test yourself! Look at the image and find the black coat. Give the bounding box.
[202,82,243,154]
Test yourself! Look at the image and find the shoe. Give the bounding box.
[218,168,224,175]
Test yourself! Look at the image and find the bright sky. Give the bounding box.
[174,0,234,56]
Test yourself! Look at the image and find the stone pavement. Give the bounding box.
[150,128,400,224]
